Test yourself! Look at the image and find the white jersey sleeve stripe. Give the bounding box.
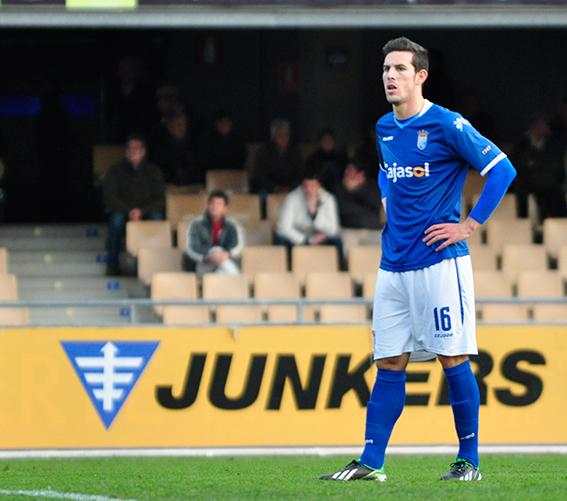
[480,152,507,177]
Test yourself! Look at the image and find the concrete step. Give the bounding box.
[18,276,148,298]
[1,236,105,252]
[11,261,106,277]
[29,306,132,326]
[0,224,106,238]
[19,287,130,301]
[9,251,105,264]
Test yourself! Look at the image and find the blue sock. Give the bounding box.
[444,360,480,468]
[359,369,406,470]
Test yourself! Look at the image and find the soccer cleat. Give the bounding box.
[320,460,387,482]
[440,459,482,481]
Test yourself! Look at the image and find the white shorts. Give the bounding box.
[372,256,477,361]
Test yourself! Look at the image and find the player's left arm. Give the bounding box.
[423,114,517,252]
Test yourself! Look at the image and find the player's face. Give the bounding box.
[382,51,426,106]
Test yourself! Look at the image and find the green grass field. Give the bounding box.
[0,455,566,500]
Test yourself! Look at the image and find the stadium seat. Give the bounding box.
[501,244,548,280]
[254,272,301,322]
[292,245,339,284]
[532,304,567,322]
[558,246,567,280]
[348,245,381,284]
[206,170,248,193]
[202,274,261,323]
[126,221,172,257]
[266,193,288,225]
[319,304,368,323]
[305,272,355,322]
[462,170,484,211]
[474,270,513,297]
[543,218,567,258]
[138,247,183,286]
[228,194,261,222]
[151,272,207,322]
[362,272,377,299]
[93,144,123,181]
[0,274,29,326]
[486,219,533,254]
[480,304,530,322]
[472,193,518,219]
[242,246,287,281]
[176,218,194,254]
[340,229,381,259]
[166,193,207,228]
[0,248,7,274]
[468,245,498,271]
[241,220,273,246]
[516,271,564,297]
[466,226,483,246]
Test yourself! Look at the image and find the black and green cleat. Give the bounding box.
[320,460,387,482]
[440,459,482,481]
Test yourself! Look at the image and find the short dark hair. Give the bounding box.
[347,157,370,176]
[208,190,229,205]
[125,133,146,147]
[318,128,335,141]
[302,164,322,182]
[382,37,429,72]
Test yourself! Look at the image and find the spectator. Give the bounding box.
[510,114,566,222]
[185,190,244,277]
[200,111,246,171]
[304,129,347,194]
[275,167,343,263]
[335,158,382,230]
[250,119,302,194]
[103,135,165,276]
[150,111,203,186]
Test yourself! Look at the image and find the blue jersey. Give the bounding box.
[377,100,507,272]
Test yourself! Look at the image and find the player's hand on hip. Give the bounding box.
[423,218,479,252]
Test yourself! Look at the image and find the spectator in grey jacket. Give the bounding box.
[275,167,343,263]
[186,190,244,277]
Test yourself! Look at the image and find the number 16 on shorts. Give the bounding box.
[433,306,452,333]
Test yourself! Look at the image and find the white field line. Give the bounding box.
[0,444,566,459]
[0,489,137,501]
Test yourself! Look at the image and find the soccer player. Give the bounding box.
[321,37,516,482]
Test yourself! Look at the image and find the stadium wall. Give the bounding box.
[1,325,565,449]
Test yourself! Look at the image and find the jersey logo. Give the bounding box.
[453,117,471,131]
[417,130,428,150]
[384,162,430,183]
[61,340,159,429]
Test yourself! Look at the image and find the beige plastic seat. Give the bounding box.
[0,274,29,326]
[228,194,261,223]
[348,245,381,284]
[516,271,564,298]
[242,246,287,281]
[305,272,362,322]
[543,218,567,258]
[558,246,567,280]
[176,218,194,254]
[362,272,378,299]
[0,248,7,274]
[466,227,483,246]
[266,193,288,225]
[126,221,172,257]
[206,170,248,192]
[480,304,530,322]
[242,220,273,246]
[93,144,123,180]
[501,244,548,280]
[151,272,208,323]
[254,272,301,322]
[468,245,498,271]
[472,193,517,219]
[292,245,339,284]
[486,219,532,254]
[166,193,206,228]
[474,270,513,297]
[202,274,261,323]
[532,304,567,322]
[138,247,183,286]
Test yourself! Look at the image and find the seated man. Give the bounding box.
[275,167,343,263]
[335,158,382,230]
[186,190,244,277]
[103,134,165,276]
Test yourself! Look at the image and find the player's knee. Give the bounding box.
[438,354,469,369]
[376,355,408,371]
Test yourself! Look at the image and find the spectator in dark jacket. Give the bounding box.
[304,129,347,194]
[510,114,566,222]
[185,190,244,277]
[103,135,165,275]
[250,119,302,194]
[335,158,382,230]
[201,111,246,171]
